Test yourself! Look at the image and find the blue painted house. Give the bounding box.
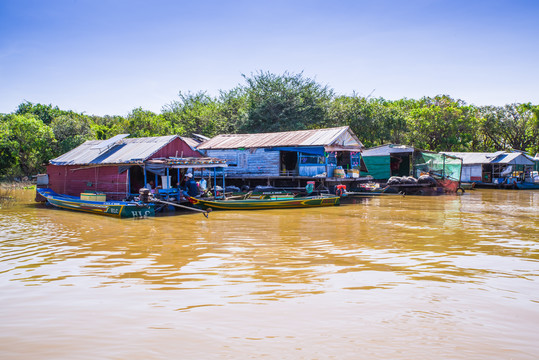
[443,151,537,186]
[196,127,366,182]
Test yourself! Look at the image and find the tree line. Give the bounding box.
[1,71,538,177]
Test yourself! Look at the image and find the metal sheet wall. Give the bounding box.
[47,165,129,200]
[150,137,201,159]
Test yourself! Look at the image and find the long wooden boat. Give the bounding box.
[515,182,539,190]
[187,194,340,210]
[37,188,155,218]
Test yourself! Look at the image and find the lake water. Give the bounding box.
[1,188,538,359]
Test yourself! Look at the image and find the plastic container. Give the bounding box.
[334,168,345,178]
[348,169,359,178]
[80,192,106,202]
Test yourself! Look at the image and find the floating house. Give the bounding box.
[359,144,419,180]
[43,134,203,200]
[196,126,366,188]
[442,151,536,185]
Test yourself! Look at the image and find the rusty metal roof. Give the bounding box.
[197,126,363,150]
[50,135,178,165]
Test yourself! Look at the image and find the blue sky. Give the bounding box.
[1,0,538,116]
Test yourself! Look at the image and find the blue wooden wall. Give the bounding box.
[204,149,280,177]
[202,148,356,178]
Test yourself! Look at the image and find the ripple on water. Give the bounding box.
[1,190,538,359]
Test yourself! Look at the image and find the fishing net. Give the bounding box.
[413,152,462,182]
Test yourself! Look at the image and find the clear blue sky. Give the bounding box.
[1,0,538,116]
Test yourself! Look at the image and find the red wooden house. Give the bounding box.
[45,134,201,200]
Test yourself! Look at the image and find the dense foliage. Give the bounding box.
[1,71,538,177]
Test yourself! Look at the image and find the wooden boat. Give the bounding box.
[37,188,155,218]
[460,182,476,190]
[187,194,340,210]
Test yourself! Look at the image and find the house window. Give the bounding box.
[327,152,337,166]
[299,154,325,165]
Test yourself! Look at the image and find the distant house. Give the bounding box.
[44,134,201,200]
[442,151,535,184]
[360,144,419,180]
[196,126,366,186]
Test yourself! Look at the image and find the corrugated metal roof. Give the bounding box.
[50,135,178,165]
[180,136,200,150]
[362,144,415,157]
[442,152,495,165]
[197,126,363,150]
[443,151,535,165]
[491,152,535,165]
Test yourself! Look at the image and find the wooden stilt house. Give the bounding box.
[196,126,367,189]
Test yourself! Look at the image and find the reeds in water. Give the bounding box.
[0,184,15,208]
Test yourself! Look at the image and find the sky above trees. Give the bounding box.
[1,0,538,116]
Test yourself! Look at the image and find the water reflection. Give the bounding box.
[1,190,537,297]
[1,189,539,359]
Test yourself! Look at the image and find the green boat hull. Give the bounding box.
[188,195,340,210]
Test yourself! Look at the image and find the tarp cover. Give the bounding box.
[414,152,462,181]
[266,147,325,156]
[360,156,391,179]
[144,164,167,176]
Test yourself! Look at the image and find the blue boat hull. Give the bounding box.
[516,182,539,190]
[37,188,155,218]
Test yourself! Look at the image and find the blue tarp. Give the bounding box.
[266,147,325,156]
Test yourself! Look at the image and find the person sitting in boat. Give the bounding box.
[182,173,200,198]
[145,180,155,193]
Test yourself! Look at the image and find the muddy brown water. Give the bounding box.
[1,189,538,359]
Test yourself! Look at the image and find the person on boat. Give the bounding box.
[182,173,200,198]
[145,180,155,193]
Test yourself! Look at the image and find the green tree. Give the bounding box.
[0,115,18,174]
[89,115,125,140]
[216,87,249,134]
[328,96,408,148]
[50,114,95,155]
[527,104,539,155]
[239,71,334,132]
[371,99,409,145]
[479,103,539,153]
[15,101,66,125]
[120,108,172,137]
[406,95,477,151]
[162,91,226,137]
[329,95,375,146]
[0,114,56,176]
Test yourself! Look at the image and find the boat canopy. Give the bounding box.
[144,157,227,175]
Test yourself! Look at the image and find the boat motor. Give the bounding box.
[139,188,151,203]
